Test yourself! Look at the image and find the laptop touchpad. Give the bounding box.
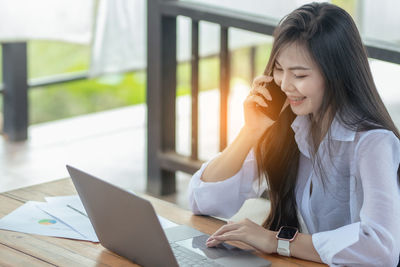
[165,225,204,243]
[176,234,254,260]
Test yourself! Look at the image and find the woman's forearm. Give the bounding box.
[201,127,262,183]
[290,233,323,263]
[264,232,322,263]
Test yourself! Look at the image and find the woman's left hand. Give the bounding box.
[206,218,277,254]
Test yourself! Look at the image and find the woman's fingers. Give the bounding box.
[206,238,223,247]
[206,220,248,247]
[252,75,273,88]
[206,230,243,247]
[207,219,269,252]
[251,85,272,101]
[251,75,273,101]
[245,94,268,108]
[213,230,243,241]
[206,223,240,242]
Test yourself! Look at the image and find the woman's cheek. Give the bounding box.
[273,74,282,87]
[294,80,309,94]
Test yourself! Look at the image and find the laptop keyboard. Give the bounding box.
[170,243,223,267]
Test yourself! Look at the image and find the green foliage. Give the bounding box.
[27,40,147,124]
[0,49,2,82]
[28,41,90,78]
[29,71,146,124]
[331,0,357,17]
[256,44,273,76]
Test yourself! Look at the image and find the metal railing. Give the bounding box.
[0,40,253,143]
[146,0,400,195]
[0,42,91,141]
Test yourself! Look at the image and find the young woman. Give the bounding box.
[188,2,400,266]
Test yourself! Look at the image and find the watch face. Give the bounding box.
[277,226,298,240]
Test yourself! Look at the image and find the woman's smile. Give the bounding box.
[287,96,307,106]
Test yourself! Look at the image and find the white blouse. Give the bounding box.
[188,115,400,266]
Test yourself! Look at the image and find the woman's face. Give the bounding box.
[273,42,326,117]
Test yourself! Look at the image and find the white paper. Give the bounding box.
[158,215,178,229]
[45,195,87,215]
[37,202,98,242]
[0,201,88,240]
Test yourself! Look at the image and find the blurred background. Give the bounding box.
[0,0,399,208]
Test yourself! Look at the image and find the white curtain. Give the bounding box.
[89,0,145,77]
[0,0,94,44]
[362,0,400,43]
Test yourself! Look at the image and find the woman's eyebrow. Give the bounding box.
[275,60,311,70]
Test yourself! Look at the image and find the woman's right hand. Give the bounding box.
[243,75,276,139]
[201,75,280,183]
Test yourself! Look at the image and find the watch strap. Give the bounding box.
[277,239,291,257]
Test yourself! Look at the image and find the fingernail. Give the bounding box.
[207,240,217,247]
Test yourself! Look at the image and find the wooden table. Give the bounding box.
[0,178,326,266]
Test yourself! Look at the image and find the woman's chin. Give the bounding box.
[290,106,310,116]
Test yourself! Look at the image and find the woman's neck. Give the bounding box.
[309,108,334,151]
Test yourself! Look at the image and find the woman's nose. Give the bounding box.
[278,74,292,93]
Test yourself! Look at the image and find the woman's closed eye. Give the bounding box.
[294,74,307,79]
[274,66,307,79]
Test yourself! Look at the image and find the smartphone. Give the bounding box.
[256,79,287,121]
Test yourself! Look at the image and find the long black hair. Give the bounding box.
[256,2,400,231]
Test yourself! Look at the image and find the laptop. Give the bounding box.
[66,165,271,267]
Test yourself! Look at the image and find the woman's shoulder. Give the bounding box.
[354,128,400,153]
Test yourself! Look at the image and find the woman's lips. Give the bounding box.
[288,96,306,106]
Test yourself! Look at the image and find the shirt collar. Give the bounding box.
[291,113,356,157]
[291,115,312,158]
[329,115,356,141]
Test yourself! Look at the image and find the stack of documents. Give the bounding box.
[0,195,177,242]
